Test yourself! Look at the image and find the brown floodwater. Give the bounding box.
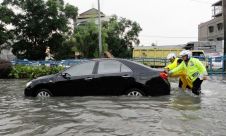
[0,75,226,136]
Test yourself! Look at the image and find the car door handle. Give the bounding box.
[122,75,130,78]
[85,77,93,80]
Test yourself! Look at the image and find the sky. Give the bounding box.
[65,0,218,46]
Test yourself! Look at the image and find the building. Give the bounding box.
[198,0,224,42]
[184,41,223,53]
[76,8,110,26]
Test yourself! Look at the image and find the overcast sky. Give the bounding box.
[65,0,218,46]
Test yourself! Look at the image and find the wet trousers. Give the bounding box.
[192,78,203,95]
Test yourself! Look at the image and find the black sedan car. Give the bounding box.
[25,58,170,97]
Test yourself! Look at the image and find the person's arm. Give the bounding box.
[165,58,178,71]
[164,64,171,71]
[195,59,208,80]
[169,61,185,74]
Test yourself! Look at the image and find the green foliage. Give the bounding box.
[0,5,14,50]
[0,0,78,60]
[103,15,142,58]
[1,0,142,59]
[54,38,76,59]
[151,43,157,46]
[74,21,107,58]
[64,3,78,19]
[9,65,64,79]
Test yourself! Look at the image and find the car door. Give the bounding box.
[53,61,97,96]
[94,60,134,96]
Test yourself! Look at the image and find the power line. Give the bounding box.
[188,0,213,5]
[140,35,197,39]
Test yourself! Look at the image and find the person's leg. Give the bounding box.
[178,79,182,88]
[192,78,203,95]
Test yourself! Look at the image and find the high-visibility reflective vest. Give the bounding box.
[171,57,207,82]
[165,58,179,70]
[166,58,192,90]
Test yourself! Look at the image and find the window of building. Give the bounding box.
[217,37,223,41]
[217,23,223,31]
[208,26,214,33]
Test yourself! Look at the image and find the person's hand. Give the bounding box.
[164,69,169,74]
[203,76,208,80]
[164,68,169,73]
[168,71,173,76]
[199,74,207,80]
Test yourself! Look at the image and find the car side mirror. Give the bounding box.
[61,73,71,80]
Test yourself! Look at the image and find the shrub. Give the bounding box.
[9,65,64,79]
[0,59,12,78]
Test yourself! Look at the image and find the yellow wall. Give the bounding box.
[133,48,183,59]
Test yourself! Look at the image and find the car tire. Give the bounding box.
[35,88,52,97]
[126,88,145,96]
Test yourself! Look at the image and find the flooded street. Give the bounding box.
[0,76,226,136]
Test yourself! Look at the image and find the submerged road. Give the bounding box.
[0,75,226,136]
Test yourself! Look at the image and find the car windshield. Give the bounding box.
[213,56,222,62]
[192,52,205,61]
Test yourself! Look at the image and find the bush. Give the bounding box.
[0,59,12,78]
[9,65,64,79]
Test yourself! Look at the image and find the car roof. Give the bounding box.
[91,58,159,72]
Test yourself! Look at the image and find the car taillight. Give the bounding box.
[160,72,168,80]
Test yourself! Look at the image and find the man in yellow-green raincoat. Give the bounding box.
[165,53,192,90]
[168,50,208,95]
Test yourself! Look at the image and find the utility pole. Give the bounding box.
[223,0,226,71]
[98,0,102,58]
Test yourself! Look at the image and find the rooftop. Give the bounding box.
[77,8,105,19]
[212,0,222,6]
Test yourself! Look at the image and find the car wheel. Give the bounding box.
[36,89,52,97]
[126,88,144,96]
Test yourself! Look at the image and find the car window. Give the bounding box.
[215,57,222,62]
[120,63,132,72]
[98,60,132,74]
[64,61,95,76]
[192,52,205,61]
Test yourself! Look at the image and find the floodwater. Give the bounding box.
[0,75,226,136]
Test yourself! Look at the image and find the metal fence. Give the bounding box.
[207,56,226,74]
[10,56,226,74]
[133,56,226,74]
[10,59,88,68]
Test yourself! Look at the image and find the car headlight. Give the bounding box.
[26,81,32,87]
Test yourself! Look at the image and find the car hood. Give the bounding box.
[36,74,56,80]
[30,74,56,84]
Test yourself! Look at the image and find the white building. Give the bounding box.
[76,8,110,26]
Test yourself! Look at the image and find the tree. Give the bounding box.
[151,43,157,46]
[0,5,14,51]
[103,15,142,58]
[74,21,107,58]
[0,0,78,60]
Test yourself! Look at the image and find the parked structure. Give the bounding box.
[184,41,223,53]
[198,0,224,42]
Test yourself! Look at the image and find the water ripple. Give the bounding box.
[0,78,226,135]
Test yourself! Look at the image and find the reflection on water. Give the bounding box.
[170,93,201,111]
[0,77,226,136]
